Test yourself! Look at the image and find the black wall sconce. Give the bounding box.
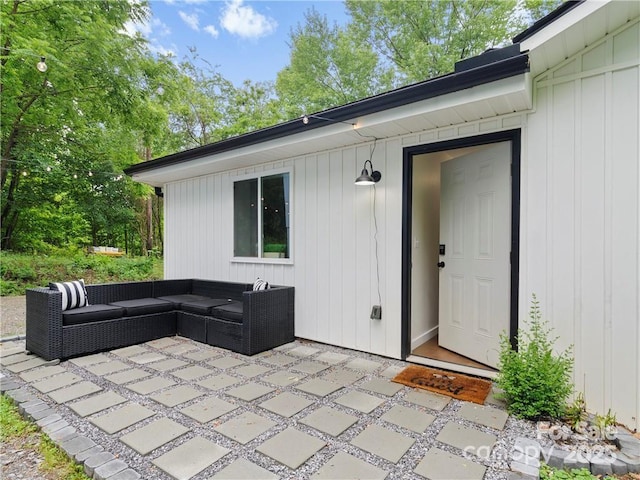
[355,159,382,186]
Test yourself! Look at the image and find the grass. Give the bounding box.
[0,251,163,296]
[0,394,91,479]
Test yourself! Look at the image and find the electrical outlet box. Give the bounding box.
[370,305,382,320]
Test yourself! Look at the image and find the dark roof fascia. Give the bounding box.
[512,0,585,43]
[125,52,529,176]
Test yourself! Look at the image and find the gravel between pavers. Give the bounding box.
[2,337,540,479]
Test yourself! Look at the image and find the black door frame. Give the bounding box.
[400,129,521,360]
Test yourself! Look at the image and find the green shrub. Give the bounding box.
[539,464,597,480]
[496,294,574,419]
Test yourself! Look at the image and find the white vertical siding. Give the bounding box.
[524,20,639,429]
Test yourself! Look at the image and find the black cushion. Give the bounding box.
[156,294,210,307]
[108,298,174,316]
[211,301,244,323]
[180,298,234,315]
[63,304,125,326]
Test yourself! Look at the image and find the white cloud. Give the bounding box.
[204,25,220,38]
[151,18,171,37]
[220,0,277,39]
[179,10,200,31]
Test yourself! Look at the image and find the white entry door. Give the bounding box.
[438,142,511,368]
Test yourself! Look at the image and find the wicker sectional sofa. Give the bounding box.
[26,279,295,361]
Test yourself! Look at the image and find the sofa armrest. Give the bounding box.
[241,286,294,355]
[26,288,63,360]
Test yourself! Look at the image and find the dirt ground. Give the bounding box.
[0,296,26,338]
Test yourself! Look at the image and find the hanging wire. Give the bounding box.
[372,183,382,306]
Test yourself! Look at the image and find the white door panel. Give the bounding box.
[439,142,511,368]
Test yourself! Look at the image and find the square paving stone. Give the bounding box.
[86,360,130,376]
[257,427,326,469]
[70,353,110,367]
[457,403,509,430]
[335,390,385,413]
[381,405,435,433]
[259,392,313,418]
[6,357,48,372]
[350,424,415,463]
[260,353,297,367]
[197,374,239,391]
[274,342,296,352]
[300,406,358,437]
[104,368,151,385]
[405,390,451,411]
[152,436,229,480]
[436,422,497,459]
[380,365,404,379]
[312,451,388,480]
[146,337,180,349]
[207,356,246,369]
[183,350,221,362]
[111,345,148,357]
[209,458,277,479]
[320,369,364,386]
[90,403,155,434]
[151,385,204,407]
[287,346,320,357]
[233,364,271,378]
[69,391,127,417]
[414,447,487,480]
[226,383,274,401]
[129,352,167,364]
[32,372,82,393]
[180,397,238,423]
[172,365,215,381]
[215,411,276,444]
[48,382,102,403]
[164,343,198,355]
[344,358,382,372]
[360,378,404,396]
[262,370,305,387]
[148,358,188,372]
[0,352,31,365]
[291,361,330,375]
[20,365,66,382]
[295,379,343,397]
[120,417,189,455]
[127,377,176,395]
[315,351,351,365]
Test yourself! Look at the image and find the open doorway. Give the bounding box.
[401,131,521,378]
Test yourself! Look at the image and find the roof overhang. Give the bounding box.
[127,54,530,187]
[517,0,640,77]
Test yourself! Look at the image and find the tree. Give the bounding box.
[0,0,155,251]
[275,8,395,117]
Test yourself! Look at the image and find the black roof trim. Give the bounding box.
[512,0,584,43]
[126,51,529,176]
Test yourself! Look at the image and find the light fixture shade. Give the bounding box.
[355,168,375,185]
[36,56,47,72]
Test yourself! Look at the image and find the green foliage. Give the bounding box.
[565,392,587,431]
[263,243,287,253]
[540,464,597,480]
[593,409,617,439]
[39,435,91,479]
[0,395,36,441]
[0,251,163,295]
[496,295,574,419]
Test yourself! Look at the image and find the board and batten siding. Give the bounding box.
[524,19,639,430]
[164,142,405,358]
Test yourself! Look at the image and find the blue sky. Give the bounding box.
[126,0,349,86]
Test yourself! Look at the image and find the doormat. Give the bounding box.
[392,365,492,405]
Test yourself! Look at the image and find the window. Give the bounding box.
[233,172,290,259]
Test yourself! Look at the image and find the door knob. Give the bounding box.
[437,261,445,268]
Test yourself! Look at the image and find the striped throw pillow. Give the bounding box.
[253,277,270,291]
[49,279,89,311]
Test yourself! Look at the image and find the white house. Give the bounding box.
[126,0,640,430]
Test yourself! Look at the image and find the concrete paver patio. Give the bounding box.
[1,336,530,480]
